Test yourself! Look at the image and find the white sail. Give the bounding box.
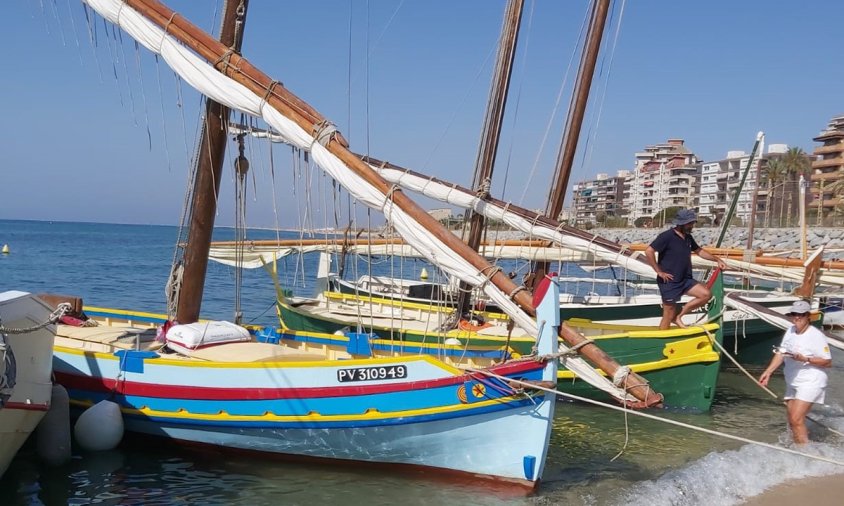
[209,242,592,269]
[84,0,638,401]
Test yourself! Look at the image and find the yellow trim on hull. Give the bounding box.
[68,394,532,423]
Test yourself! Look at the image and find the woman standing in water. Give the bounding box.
[759,300,833,444]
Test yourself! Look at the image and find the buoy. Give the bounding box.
[74,400,124,451]
[36,384,72,466]
[420,267,429,280]
[1,244,9,254]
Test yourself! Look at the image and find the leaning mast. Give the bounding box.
[456,0,524,321]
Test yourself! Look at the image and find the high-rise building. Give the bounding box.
[810,115,844,221]
[626,139,699,223]
[570,170,628,225]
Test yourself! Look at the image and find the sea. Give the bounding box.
[2,219,844,505]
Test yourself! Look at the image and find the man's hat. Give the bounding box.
[785,300,811,316]
[673,209,697,226]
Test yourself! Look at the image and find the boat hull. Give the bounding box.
[52,342,555,485]
[0,291,56,477]
[277,302,722,411]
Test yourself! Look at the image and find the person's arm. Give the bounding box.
[792,335,833,368]
[644,246,673,282]
[695,247,728,270]
[791,352,833,368]
[759,351,786,386]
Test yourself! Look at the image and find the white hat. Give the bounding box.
[785,300,811,316]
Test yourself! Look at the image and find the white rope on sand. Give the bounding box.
[470,367,844,468]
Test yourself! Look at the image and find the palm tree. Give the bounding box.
[764,159,786,227]
[825,176,844,225]
[782,147,811,227]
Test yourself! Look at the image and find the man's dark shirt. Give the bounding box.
[649,228,700,282]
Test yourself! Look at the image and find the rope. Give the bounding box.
[470,368,844,468]
[475,177,492,199]
[0,303,71,334]
[158,12,178,53]
[312,120,338,148]
[562,337,595,356]
[508,285,526,299]
[477,265,503,289]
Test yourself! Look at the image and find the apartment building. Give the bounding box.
[626,139,699,223]
[571,170,628,225]
[810,115,844,220]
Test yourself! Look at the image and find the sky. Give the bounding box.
[2,0,842,228]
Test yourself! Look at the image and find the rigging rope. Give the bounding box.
[470,367,844,468]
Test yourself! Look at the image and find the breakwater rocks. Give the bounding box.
[589,227,844,253]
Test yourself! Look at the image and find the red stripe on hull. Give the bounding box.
[54,359,543,400]
[2,402,50,412]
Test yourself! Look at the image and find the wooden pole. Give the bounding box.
[176,0,249,324]
[544,0,611,221]
[457,0,523,319]
[533,0,611,286]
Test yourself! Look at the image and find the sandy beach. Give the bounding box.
[742,473,844,505]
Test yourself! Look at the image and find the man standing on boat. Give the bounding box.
[644,209,727,329]
[759,300,832,444]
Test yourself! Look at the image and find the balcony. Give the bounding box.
[813,156,844,169]
[814,144,844,155]
[811,171,844,182]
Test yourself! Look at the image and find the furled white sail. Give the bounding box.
[372,165,657,277]
[84,0,638,401]
[209,242,591,269]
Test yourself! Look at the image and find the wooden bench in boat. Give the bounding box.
[171,342,327,362]
[58,324,341,362]
[56,324,161,351]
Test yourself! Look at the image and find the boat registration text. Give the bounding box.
[337,365,408,382]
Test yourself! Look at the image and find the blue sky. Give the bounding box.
[2,0,842,228]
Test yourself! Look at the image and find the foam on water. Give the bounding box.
[611,403,844,506]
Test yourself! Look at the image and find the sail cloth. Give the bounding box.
[371,165,657,278]
[85,0,638,401]
[209,242,591,269]
[228,126,844,289]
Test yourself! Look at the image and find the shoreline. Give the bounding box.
[742,473,844,505]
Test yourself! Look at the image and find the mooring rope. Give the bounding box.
[469,367,844,468]
[0,303,71,334]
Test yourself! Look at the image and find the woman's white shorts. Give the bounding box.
[784,384,826,404]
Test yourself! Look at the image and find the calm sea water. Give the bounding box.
[2,219,844,505]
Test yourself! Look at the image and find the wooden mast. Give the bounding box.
[532,0,611,285]
[123,0,660,406]
[456,0,523,320]
[176,0,249,324]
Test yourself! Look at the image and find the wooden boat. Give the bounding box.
[267,268,723,411]
[52,275,561,487]
[0,292,57,477]
[49,0,654,487]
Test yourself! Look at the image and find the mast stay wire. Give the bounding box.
[517,1,591,207]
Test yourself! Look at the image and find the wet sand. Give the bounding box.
[742,473,844,505]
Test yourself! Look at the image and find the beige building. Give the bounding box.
[571,171,628,225]
[810,115,844,220]
[427,208,453,222]
[626,139,699,223]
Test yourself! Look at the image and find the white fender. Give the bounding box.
[74,400,124,451]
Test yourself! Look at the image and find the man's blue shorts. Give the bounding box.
[658,278,699,304]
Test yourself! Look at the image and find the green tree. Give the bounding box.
[764,159,786,227]
[652,206,683,228]
[782,147,811,227]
